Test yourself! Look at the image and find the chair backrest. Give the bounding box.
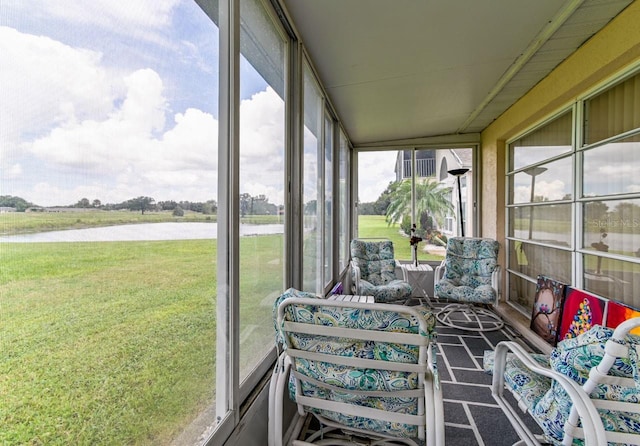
[442,237,499,288]
[273,289,439,443]
[350,239,397,286]
[550,319,640,445]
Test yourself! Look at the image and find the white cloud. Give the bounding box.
[0,26,115,152]
[241,182,284,207]
[513,185,531,204]
[240,88,285,158]
[1,15,287,209]
[23,67,220,205]
[7,164,23,179]
[535,180,567,201]
[357,151,398,202]
[513,179,567,202]
[28,68,168,171]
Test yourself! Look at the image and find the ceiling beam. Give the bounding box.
[456,0,585,133]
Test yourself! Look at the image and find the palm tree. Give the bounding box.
[385,179,453,232]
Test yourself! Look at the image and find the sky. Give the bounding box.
[357,151,398,203]
[0,0,286,207]
[0,1,438,210]
[510,142,640,203]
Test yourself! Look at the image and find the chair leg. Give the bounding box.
[436,303,504,332]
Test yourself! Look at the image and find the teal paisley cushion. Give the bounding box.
[531,325,640,444]
[435,237,499,304]
[274,288,436,439]
[483,349,551,413]
[549,325,640,393]
[484,326,640,445]
[357,278,413,303]
[272,287,321,344]
[350,239,397,286]
[350,240,413,302]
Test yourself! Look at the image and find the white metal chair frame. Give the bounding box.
[268,297,444,446]
[491,317,640,446]
[350,238,412,304]
[434,261,504,332]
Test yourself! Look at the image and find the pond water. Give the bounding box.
[0,222,284,243]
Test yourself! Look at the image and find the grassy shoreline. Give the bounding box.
[0,210,284,236]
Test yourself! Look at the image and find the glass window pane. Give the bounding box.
[1,2,219,443]
[357,148,472,263]
[583,255,639,306]
[302,63,323,293]
[507,241,571,284]
[583,135,640,197]
[509,111,572,171]
[239,0,286,383]
[338,131,349,271]
[357,150,409,260]
[508,204,571,246]
[324,115,333,287]
[583,199,640,259]
[509,157,573,204]
[584,71,640,145]
[507,273,539,314]
[440,149,472,238]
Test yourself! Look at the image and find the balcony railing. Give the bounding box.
[402,158,436,178]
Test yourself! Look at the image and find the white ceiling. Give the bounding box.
[281,0,633,146]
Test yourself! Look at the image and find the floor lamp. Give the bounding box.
[524,166,547,240]
[448,168,469,237]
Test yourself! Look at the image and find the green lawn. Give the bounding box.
[1,232,283,445]
[1,240,219,445]
[357,215,444,262]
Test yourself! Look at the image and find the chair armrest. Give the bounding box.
[433,260,445,286]
[491,265,502,304]
[350,260,361,295]
[491,341,608,446]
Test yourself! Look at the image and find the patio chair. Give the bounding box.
[350,239,413,303]
[484,317,640,445]
[268,288,444,446]
[434,237,503,331]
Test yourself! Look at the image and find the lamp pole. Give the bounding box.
[448,168,469,237]
[524,167,547,239]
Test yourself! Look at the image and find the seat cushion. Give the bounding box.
[483,349,551,414]
[435,237,499,304]
[274,289,437,439]
[290,360,422,438]
[549,325,640,397]
[358,278,413,303]
[435,279,496,304]
[485,327,640,445]
[532,326,640,444]
[350,239,397,286]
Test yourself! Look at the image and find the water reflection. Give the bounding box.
[0,222,284,243]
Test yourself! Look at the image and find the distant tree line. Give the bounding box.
[240,193,279,216]
[357,182,394,215]
[1,193,282,217]
[0,195,33,212]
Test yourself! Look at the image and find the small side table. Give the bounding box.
[400,263,434,298]
[327,294,375,304]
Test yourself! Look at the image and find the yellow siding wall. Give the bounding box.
[480,1,640,272]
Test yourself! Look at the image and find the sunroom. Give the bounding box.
[2,0,640,445]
